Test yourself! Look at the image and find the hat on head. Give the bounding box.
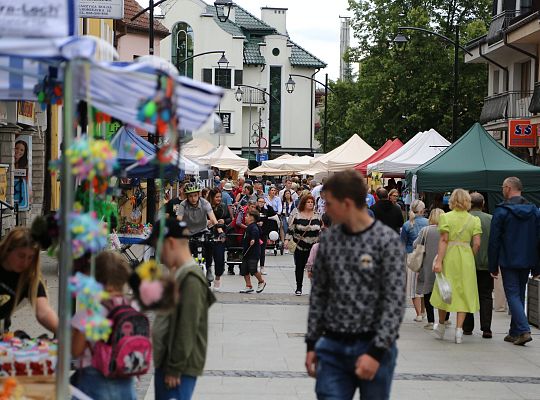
[223,182,233,191]
[145,218,191,246]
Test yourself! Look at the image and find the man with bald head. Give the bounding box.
[463,193,493,338]
[488,177,540,346]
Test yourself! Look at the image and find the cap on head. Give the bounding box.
[223,182,233,191]
[145,219,191,246]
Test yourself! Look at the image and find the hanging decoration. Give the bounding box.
[33,75,63,110]
[123,141,149,166]
[137,74,177,136]
[68,273,112,342]
[69,212,109,259]
[65,137,117,181]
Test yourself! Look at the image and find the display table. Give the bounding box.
[0,375,56,399]
[115,234,153,265]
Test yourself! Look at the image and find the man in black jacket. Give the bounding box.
[370,188,404,233]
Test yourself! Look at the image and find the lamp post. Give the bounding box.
[177,51,229,76]
[393,26,473,142]
[235,84,280,162]
[286,73,335,153]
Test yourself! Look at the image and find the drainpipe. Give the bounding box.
[504,32,538,84]
[310,68,320,155]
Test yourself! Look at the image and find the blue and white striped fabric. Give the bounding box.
[0,56,49,100]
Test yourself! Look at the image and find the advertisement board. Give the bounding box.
[79,0,123,19]
[14,135,31,211]
[508,119,538,148]
[0,0,75,37]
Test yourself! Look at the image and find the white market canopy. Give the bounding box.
[302,134,375,174]
[251,154,314,175]
[182,138,216,159]
[367,129,451,177]
[199,145,248,173]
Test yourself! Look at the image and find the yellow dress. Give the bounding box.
[430,210,481,313]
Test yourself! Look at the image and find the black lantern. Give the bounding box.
[393,33,408,51]
[214,0,233,23]
[217,52,229,69]
[235,87,244,102]
[285,76,296,94]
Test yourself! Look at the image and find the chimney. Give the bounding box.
[261,7,287,35]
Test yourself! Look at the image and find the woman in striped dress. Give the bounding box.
[285,194,322,296]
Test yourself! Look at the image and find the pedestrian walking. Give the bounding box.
[305,213,332,281]
[463,193,494,338]
[285,194,322,296]
[431,189,482,344]
[257,196,279,276]
[240,210,266,294]
[401,200,429,322]
[305,170,405,400]
[207,189,231,292]
[488,177,540,345]
[413,208,448,330]
[280,189,296,243]
[147,219,216,400]
[370,188,403,232]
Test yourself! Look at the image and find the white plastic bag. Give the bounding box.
[436,272,452,304]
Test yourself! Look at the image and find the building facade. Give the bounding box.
[466,0,540,159]
[159,0,326,162]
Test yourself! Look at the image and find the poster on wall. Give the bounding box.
[13,135,31,211]
[17,101,35,125]
[0,164,8,205]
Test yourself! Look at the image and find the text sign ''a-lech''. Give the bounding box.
[0,0,74,38]
[79,0,124,19]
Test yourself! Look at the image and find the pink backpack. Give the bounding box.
[92,301,152,378]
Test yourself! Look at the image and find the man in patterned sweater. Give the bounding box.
[305,169,406,400]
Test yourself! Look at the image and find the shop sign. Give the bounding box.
[17,101,35,126]
[0,0,75,37]
[217,112,232,133]
[508,119,538,148]
[79,0,124,19]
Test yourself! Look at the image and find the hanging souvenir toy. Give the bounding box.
[123,141,149,166]
[65,137,117,181]
[137,74,177,136]
[134,260,170,308]
[69,272,112,342]
[34,75,63,110]
[69,212,109,259]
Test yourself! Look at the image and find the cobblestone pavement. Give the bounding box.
[11,251,540,399]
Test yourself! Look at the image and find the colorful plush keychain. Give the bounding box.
[34,75,63,110]
[69,211,109,259]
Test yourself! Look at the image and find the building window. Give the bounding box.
[272,48,280,56]
[215,69,232,89]
[269,66,282,146]
[172,22,194,78]
[202,69,213,84]
[521,60,531,95]
[234,70,243,86]
[493,70,500,94]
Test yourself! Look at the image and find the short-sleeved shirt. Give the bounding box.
[177,198,213,235]
[0,264,47,322]
[222,191,234,207]
[438,211,482,241]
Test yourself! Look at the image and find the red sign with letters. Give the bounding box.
[508,119,538,148]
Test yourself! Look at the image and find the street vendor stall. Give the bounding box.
[198,145,248,174]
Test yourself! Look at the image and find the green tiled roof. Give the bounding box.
[234,6,276,33]
[289,40,327,68]
[244,38,266,65]
[205,4,245,37]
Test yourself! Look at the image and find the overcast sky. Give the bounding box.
[136,0,354,81]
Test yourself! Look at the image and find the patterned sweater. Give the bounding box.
[306,221,406,361]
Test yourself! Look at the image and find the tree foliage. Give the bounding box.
[318,0,492,151]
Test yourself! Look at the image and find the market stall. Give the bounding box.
[406,123,540,210]
[355,139,403,176]
[198,145,248,174]
[367,129,450,177]
[251,154,313,176]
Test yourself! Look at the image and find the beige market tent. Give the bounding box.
[182,138,216,159]
[251,154,313,176]
[198,145,248,173]
[302,134,376,174]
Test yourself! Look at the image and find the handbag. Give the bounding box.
[288,216,313,254]
[407,228,427,272]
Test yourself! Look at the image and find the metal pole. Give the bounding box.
[323,73,329,153]
[259,108,263,165]
[56,60,75,399]
[149,0,155,56]
[452,24,459,143]
[248,99,252,166]
[146,0,156,224]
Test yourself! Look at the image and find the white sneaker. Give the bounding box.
[239,286,254,293]
[256,281,266,293]
[424,323,434,330]
[213,279,221,292]
[455,328,463,344]
[434,323,446,340]
[260,267,268,275]
[414,315,423,322]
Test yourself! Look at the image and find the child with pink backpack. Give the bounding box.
[70,251,151,399]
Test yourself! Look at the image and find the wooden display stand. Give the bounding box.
[527,278,540,328]
[0,376,56,399]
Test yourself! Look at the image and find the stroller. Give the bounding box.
[261,211,284,256]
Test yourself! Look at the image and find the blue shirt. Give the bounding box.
[265,195,282,214]
[366,193,375,208]
[221,191,233,207]
[400,216,429,253]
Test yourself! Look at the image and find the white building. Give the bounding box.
[159,0,326,163]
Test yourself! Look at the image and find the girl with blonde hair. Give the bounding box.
[0,227,58,333]
[401,200,428,321]
[431,189,481,344]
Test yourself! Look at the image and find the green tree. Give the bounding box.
[319,0,491,151]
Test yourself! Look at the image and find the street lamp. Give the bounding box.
[177,51,229,76]
[214,0,233,23]
[286,74,335,153]
[235,87,243,102]
[393,26,473,142]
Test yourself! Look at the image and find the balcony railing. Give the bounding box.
[240,87,267,105]
[479,90,533,124]
[529,82,540,114]
[487,10,519,45]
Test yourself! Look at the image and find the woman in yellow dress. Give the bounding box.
[431,189,481,344]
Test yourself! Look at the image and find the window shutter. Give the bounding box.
[234,70,243,86]
[202,69,213,84]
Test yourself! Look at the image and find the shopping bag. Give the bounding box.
[436,272,452,304]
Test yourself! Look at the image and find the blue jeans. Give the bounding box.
[500,268,531,336]
[71,367,136,400]
[154,368,197,400]
[315,337,397,400]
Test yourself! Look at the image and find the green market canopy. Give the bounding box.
[406,123,540,208]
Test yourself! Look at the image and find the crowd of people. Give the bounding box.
[1,169,539,400]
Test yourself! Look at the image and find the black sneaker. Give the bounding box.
[295,289,302,296]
